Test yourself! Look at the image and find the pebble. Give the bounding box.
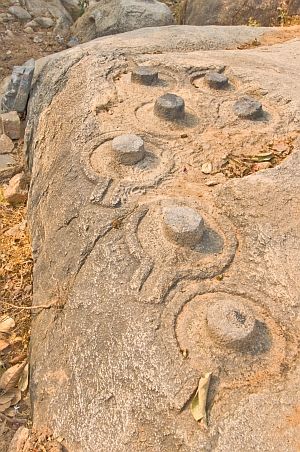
[6,50,12,55]
[0,134,14,154]
[24,26,34,33]
[254,162,272,170]
[33,36,43,43]
[6,30,14,38]
[201,162,212,174]
[205,179,219,186]
[34,17,55,28]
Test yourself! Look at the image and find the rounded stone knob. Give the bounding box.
[112,134,145,166]
[131,66,158,86]
[154,93,185,121]
[162,206,204,247]
[233,96,262,119]
[204,72,228,89]
[206,300,256,350]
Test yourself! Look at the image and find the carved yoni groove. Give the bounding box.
[125,205,154,291]
[125,199,238,303]
[81,132,174,206]
[161,282,287,410]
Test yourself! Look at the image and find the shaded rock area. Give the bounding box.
[25,26,300,452]
[70,0,174,43]
[179,0,300,26]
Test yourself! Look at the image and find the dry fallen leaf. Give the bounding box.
[8,353,28,366]
[0,361,5,379]
[0,392,15,405]
[112,219,122,229]
[7,388,22,405]
[0,316,15,333]
[18,364,29,392]
[247,152,274,162]
[0,361,27,393]
[0,400,13,412]
[0,340,10,352]
[191,372,212,427]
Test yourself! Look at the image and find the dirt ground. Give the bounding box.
[0,2,300,450]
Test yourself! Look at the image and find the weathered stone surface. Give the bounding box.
[163,206,205,246]
[0,133,14,154]
[70,0,174,43]
[204,72,228,90]
[34,16,55,27]
[206,299,256,349]
[1,65,26,112]
[24,0,73,32]
[112,134,145,165]
[0,111,20,139]
[154,93,185,121]
[53,14,71,36]
[60,0,80,21]
[1,58,35,113]
[8,5,31,20]
[0,153,17,169]
[233,96,263,119]
[131,66,159,86]
[24,26,34,33]
[4,172,29,203]
[26,26,300,452]
[179,0,300,26]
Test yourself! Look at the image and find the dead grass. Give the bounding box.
[0,187,32,345]
[0,187,32,445]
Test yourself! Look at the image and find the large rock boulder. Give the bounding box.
[25,0,74,35]
[179,0,300,26]
[70,0,174,42]
[25,26,300,452]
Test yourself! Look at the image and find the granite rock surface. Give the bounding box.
[26,25,300,452]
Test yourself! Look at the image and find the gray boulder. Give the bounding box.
[34,16,55,27]
[1,58,35,113]
[60,0,80,21]
[70,0,174,42]
[179,0,300,26]
[8,5,32,20]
